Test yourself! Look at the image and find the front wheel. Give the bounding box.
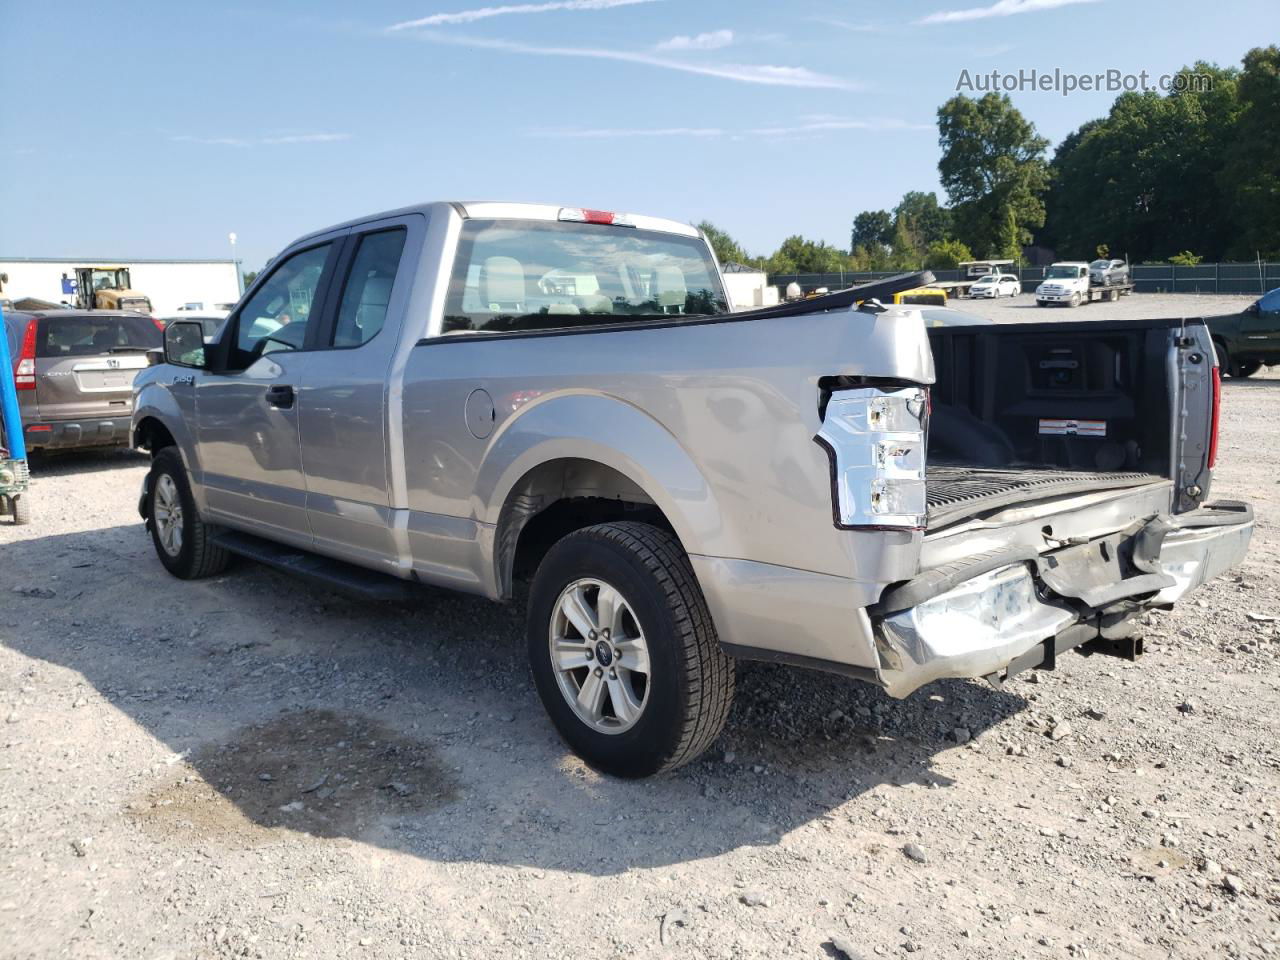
[1069,291,1081,307]
[147,447,230,579]
[527,521,735,778]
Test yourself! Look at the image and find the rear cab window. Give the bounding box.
[441,220,729,334]
[36,315,160,357]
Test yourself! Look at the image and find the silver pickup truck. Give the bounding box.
[133,201,1253,777]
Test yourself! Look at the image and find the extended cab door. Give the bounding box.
[296,213,422,569]
[194,237,344,545]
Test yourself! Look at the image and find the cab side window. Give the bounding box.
[234,244,332,359]
[332,229,407,347]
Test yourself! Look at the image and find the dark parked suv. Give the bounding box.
[4,310,161,450]
[1207,288,1280,378]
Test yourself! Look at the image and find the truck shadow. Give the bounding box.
[1,524,1031,876]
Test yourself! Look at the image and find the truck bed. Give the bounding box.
[925,464,1165,528]
[924,317,1199,529]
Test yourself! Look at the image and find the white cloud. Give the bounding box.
[171,133,351,147]
[918,0,1101,25]
[654,29,734,51]
[533,117,929,138]
[412,33,858,89]
[389,0,657,30]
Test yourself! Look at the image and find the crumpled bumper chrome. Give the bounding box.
[874,501,1253,698]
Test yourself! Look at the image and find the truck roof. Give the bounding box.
[292,201,702,249]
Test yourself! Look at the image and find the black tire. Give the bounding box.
[11,493,31,526]
[527,521,735,778]
[1235,359,1262,378]
[147,447,229,579]
[1036,299,1047,307]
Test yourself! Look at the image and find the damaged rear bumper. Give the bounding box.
[872,500,1253,698]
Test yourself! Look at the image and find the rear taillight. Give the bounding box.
[151,317,166,331]
[816,386,929,530]
[1208,364,1221,468]
[14,319,37,390]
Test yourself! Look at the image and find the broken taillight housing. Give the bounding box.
[816,386,928,530]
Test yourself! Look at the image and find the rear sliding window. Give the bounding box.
[442,219,729,334]
[36,316,160,358]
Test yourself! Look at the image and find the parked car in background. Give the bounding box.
[969,273,1021,298]
[1036,262,1091,306]
[175,303,231,318]
[1089,259,1130,286]
[4,309,161,451]
[133,200,1252,777]
[1206,287,1280,378]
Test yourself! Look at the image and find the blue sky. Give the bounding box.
[3,0,1276,271]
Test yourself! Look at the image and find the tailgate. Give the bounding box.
[33,315,158,421]
[35,353,148,419]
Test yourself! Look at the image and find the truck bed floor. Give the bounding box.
[925,464,1165,529]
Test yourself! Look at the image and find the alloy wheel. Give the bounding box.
[549,577,651,734]
[154,474,184,557]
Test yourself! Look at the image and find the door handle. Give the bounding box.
[265,384,295,409]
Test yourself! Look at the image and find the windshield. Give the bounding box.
[1045,265,1083,279]
[442,219,729,334]
[1089,260,1110,270]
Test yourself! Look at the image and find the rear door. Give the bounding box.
[33,314,159,420]
[297,215,420,569]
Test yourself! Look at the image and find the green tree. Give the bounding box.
[851,210,893,253]
[242,270,258,288]
[1169,251,1203,266]
[888,216,923,269]
[938,93,1050,259]
[1221,46,1280,259]
[1042,62,1242,261]
[893,191,951,248]
[922,238,973,270]
[696,220,754,267]
[766,235,850,275]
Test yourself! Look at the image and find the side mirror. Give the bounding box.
[1245,301,1260,315]
[164,321,207,369]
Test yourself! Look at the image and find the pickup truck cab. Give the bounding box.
[1207,287,1280,378]
[133,201,1253,777]
[1036,262,1091,306]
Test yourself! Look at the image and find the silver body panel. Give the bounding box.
[132,200,1253,694]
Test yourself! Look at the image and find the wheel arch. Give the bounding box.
[477,393,726,599]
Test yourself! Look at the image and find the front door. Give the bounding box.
[194,239,342,545]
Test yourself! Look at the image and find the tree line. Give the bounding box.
[702,45,1278,276]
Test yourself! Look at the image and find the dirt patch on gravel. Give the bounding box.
[128,709,457,844]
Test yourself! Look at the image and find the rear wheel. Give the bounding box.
[527,521,734,778]
[148,447,229,579]
[11,493,31,526]
[1235,359,1262,378]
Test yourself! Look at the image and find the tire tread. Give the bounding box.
[569,521,735,774]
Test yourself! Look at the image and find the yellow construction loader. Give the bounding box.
[74,266,153,313]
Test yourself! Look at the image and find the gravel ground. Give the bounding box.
[2,313,1278,959]
[951,290,1259,324]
